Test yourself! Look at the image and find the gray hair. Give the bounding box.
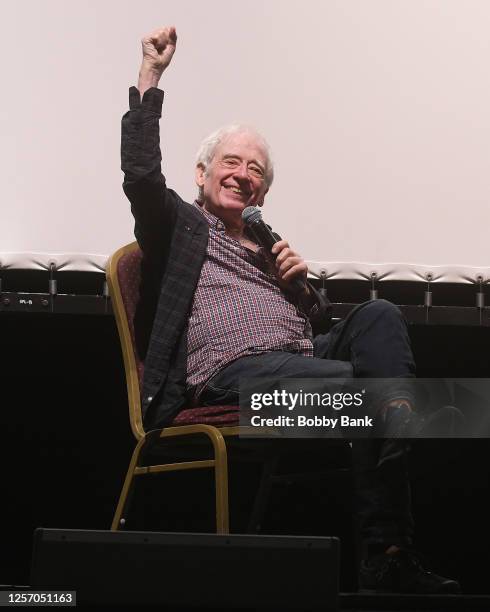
[195,124,274,197]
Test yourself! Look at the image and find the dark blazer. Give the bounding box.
[121,87,331,430]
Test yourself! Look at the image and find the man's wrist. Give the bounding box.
[138,64,163,95]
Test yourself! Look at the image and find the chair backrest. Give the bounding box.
[106,242,146,440]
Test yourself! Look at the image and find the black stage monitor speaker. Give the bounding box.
[31,529,339,610]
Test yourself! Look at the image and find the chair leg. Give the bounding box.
[247,455,279,534]
[111,436,148,530]
[113,426,232,533]
[213,436,230,534]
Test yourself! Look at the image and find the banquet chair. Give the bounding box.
[107,241,352,535]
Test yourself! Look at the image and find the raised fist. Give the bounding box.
[141,26,177,75]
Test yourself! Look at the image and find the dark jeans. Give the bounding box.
[200,299,416,557]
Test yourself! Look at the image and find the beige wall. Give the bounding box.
[1,0,489,276]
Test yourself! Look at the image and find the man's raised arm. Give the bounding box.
[121,27,180,255]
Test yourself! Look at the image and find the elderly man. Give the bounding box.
[121,26,459,594]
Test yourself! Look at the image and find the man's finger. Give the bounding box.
[282,263,308,282]
[277,256,301,276]
[271,240,289,255]
[168,26,177,44]
[275,248,294,265]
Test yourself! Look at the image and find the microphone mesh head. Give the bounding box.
[242,206,262,225]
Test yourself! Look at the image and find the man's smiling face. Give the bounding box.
[195,131,269,224]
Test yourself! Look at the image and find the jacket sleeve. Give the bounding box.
[121,86,181,270]
[300,281,333,329]
[121,86,182,358]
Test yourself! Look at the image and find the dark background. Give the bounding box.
[1,308,489,593]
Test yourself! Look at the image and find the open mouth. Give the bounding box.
[223,185,249,197]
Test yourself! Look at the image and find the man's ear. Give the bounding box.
[195,163,206,187]
[258,186,269,207]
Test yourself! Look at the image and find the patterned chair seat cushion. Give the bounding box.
[171,405,240,426]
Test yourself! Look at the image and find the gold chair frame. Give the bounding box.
[107,242,242,534]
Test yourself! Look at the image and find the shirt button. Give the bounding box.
[147,396,153,402]
[185,225,191,231]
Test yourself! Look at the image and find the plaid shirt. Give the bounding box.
[187,203,314,393]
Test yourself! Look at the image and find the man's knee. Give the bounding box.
[360,299,403,322]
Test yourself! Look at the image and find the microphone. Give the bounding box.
[242,206,306,294]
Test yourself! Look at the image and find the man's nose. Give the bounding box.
[233,162,250,180]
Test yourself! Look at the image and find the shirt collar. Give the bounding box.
[193,200,226,232]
